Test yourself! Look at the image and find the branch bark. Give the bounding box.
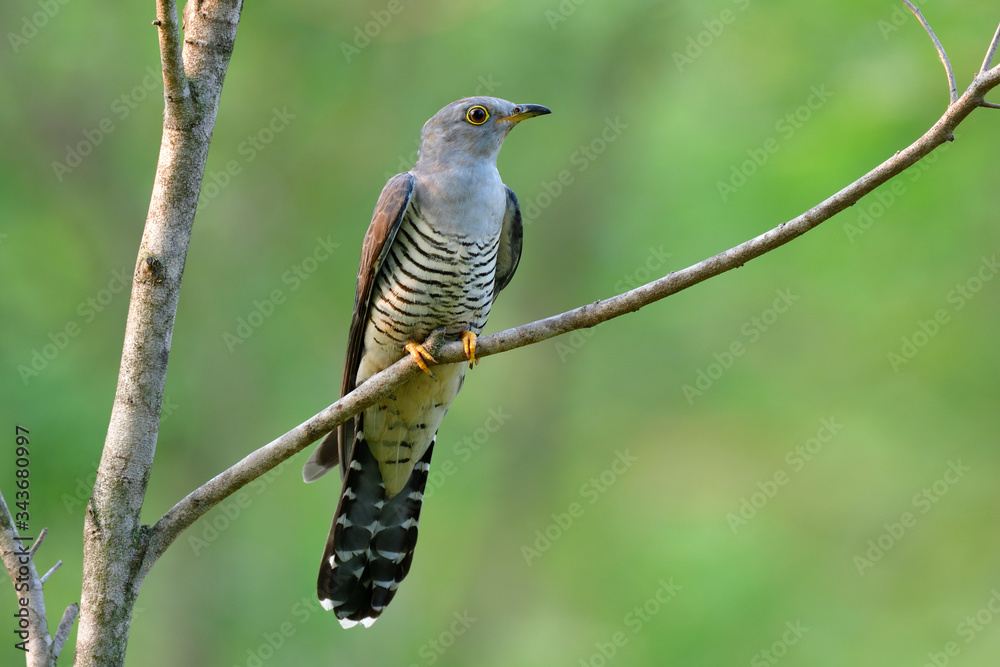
[0,492,76,667]
[74,1,243,665]
[136,54,1000,576]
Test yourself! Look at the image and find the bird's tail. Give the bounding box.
[318,420,434,628]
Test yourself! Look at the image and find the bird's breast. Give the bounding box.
[358,202,501,497]
[359,206,500,381]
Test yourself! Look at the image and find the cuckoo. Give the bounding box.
[303,97,550,628]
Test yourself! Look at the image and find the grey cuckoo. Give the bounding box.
[303,97,550,628]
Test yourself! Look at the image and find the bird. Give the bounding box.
[302,97,550,628]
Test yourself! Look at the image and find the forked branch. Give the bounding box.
[980,24,1000,108]
[137,24,1000,578]
[0,492,77,666]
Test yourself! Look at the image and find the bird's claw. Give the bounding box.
[405,341,437,377]
[461,330,478,368]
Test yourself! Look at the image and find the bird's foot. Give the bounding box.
[461,330,478,368]
[404,341,437,377]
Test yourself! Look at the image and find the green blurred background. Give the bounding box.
[3,1,1000,665]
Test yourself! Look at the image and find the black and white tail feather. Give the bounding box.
[317,414,434,629]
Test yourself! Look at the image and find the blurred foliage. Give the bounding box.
[2,0,1000,665]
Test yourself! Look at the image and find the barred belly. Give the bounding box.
[357,208,500,496]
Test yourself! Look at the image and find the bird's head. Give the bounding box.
[415,97,551,168]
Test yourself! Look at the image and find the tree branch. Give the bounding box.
[52,604,79,663]
[900,0,958,103]
[26,527,47,558]
[982,22,1000,72]
[75,1,244,664]
[979,22,1000,109]
[135,59,1000,577]
[138,342,426,580]
[38,561,62,586]
[0,490,59,666]
[154,0,191,120]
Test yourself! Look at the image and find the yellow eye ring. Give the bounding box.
[466,105,489,125]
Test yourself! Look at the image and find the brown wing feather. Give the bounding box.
[494,185,523,299]
[302,172,415,483]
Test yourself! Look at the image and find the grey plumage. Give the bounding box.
[303,97,550,628]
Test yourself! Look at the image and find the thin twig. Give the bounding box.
[900,0,958,103]
[136,63,1000,583]
[52,603,80,661]
[154,0,193,120]
[27,526,47,557]
[0,490,55,664]
[0,492,25,585]
[982,23,1000,72]
[39,559,63,585]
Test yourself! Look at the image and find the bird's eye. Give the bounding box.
[466,105,489,125]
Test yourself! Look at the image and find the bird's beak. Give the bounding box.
[497,104,552,124]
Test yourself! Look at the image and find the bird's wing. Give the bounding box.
[302,172,415,483]
[494,185,523,300]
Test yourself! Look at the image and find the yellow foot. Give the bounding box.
[404,341,437,377]
[461,330,479,368]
